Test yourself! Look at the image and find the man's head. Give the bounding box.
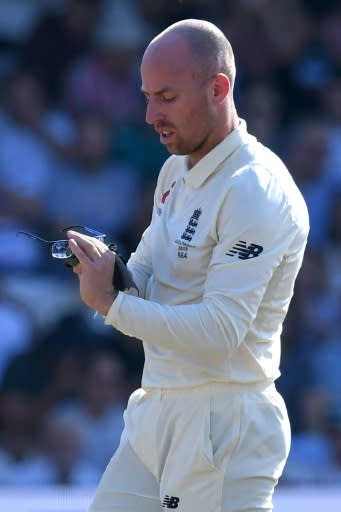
[140,19,238,167]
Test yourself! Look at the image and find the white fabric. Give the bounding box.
[105,119,309,388]
[90,381,290,511]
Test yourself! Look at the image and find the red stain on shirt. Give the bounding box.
[161,181,176,204]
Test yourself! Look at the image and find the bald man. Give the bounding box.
[68,19,309,512]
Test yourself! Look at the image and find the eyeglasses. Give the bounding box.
[17,225,106,265]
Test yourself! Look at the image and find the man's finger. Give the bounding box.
[72,262,81,275]
[67,230,107,248]
[67,231,103,260]
[68,238,91,265]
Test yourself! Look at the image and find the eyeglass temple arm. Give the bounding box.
[16,231,53,244]
[61,225,106,237]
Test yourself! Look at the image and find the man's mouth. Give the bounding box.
[158,129,175,143]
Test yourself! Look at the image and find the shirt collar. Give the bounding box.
[183,119,251,189]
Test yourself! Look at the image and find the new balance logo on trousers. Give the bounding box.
[162,495,180,508]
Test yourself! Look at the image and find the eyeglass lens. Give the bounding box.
[51,240,73,259]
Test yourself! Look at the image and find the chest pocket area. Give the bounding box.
[173,225,216,284]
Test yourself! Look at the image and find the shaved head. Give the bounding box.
[145,18,236,87]
[140,18,239,166]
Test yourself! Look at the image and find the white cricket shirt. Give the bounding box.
[105,120,309,388]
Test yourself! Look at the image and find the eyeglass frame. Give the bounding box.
[17,225,107,264]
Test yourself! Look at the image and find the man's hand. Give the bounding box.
[67,230,118,316]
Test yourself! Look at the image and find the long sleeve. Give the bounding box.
[105,124,308,386]
[127,225,153,299]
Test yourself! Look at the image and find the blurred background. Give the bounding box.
[0,0,341,508]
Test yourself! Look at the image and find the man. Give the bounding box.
[67,19,309,512]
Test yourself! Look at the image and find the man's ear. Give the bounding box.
[212,73,230,103]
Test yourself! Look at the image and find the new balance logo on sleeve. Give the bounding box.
[162,495,180,508]
[226,241,263,259]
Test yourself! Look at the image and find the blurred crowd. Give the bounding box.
[0,0,341,488]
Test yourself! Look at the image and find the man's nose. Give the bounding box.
[145,99,163,125]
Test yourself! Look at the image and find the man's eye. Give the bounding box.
[162,96,176,103]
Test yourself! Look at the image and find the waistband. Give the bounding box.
[143,380,275,399]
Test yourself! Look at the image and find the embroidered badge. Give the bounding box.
[175,208,202,258]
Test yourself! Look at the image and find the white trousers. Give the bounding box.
[89,381,290,512]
